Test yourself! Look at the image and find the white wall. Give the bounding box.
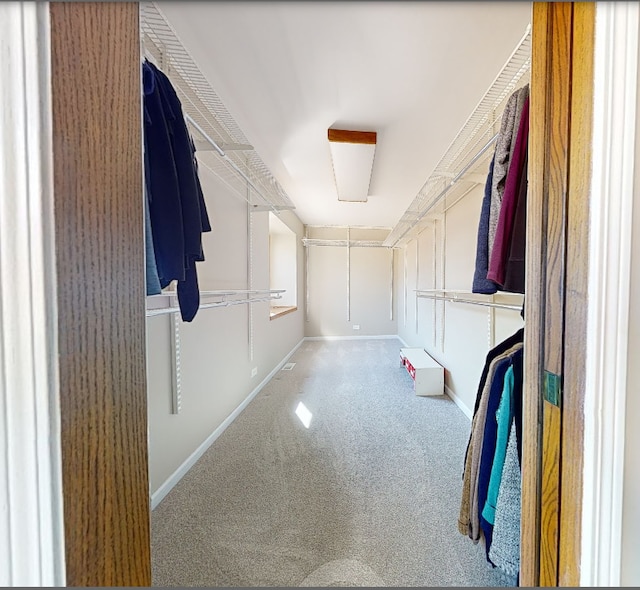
[622,163,640,587]
[269,222,297,307]
[253,208,306,375]
[621,32,640,583]
[396,183,523,418]
[146,166,305,497]
[304,226,396,338]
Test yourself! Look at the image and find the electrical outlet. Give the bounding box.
[251,367,258,377]
[353,324,360,330]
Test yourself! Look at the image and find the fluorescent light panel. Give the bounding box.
[328,129,377,202]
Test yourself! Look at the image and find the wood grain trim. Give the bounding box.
[540,4,574,586]
[50,2,151,586]
[521,4,551,585]
[543,2,572,376]
[559,2,595,585]
[327,128,377,144]
[540,401,562,586]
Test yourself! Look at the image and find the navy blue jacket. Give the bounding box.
[143,60,211,321]
[472,155,500,294]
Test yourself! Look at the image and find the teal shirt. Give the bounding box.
[482,364,515,524]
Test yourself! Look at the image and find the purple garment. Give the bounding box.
[488,86,528,255]
[502,150,528,294]
[487,97,529,286]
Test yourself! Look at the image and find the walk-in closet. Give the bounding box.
[139,2,531,585]
[7,1,639,588]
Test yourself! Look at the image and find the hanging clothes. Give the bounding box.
[458,327,524,580]
[488,422,521,577]
[458,328,524,541]
[472,84,529,294]
[462,342,522,543]
[144,130,162,297]
[477,348,522,559]
[462,84,529,578]
[467,328,524,421]
[458,328,524,543]
[487,96,530,288]
[143,59,212,322]
[479,354,520,557]
[501,148,528,294]
[144,178,162,296]
[507,85,529,167]
[487,85,529,256]
[143,60,185,285]
[472,155,499,294]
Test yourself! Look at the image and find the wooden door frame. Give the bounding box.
[523,2,638,586]
[522,4,574,584]
[49,2,151,586]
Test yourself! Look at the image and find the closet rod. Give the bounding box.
[417,293,522,312]
[417,289,483,295]
[184,112,277,213]
[146,295,282,318]
[147,288,284,298]
[199,289,285,297]
[184,112,226,157]
[146,289,285,317]
[416,288,523,300]
[390,131,498,248]
[301,238,387,248]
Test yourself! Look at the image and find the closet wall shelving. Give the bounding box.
[302,239,386,248]
[302,225,395,323]
[383,24,532,249]
[147,290,285,416]
[146,290,285,318]
[301,224,392,249]
[140,2,295,214]
[141,3,295,319]
[415,289,523,312]
[399,25,530,351]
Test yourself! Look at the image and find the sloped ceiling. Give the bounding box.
[157,1,532,229]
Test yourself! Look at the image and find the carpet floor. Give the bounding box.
[151,338,516,587]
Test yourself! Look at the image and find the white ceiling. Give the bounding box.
[157,1,532,230]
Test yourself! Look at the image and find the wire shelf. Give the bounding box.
[140,3,295,213]
[415,289,523,312]
[146,289,285,317]
[383,25,532,248]
[301,238,388,248]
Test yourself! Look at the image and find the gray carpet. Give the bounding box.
[151,338,516,587]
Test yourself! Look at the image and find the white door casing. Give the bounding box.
[0,1,65,586]
[582,1,639,586]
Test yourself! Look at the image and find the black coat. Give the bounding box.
[143,60,211,321]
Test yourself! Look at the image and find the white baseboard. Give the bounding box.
[445,384,472,421]
[150,338,305,510]
[304,334,400,341]
[397,335,409,347]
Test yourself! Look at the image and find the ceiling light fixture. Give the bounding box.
[328,128,377,202]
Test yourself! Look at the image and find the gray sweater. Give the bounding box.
[488,422,521,577]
